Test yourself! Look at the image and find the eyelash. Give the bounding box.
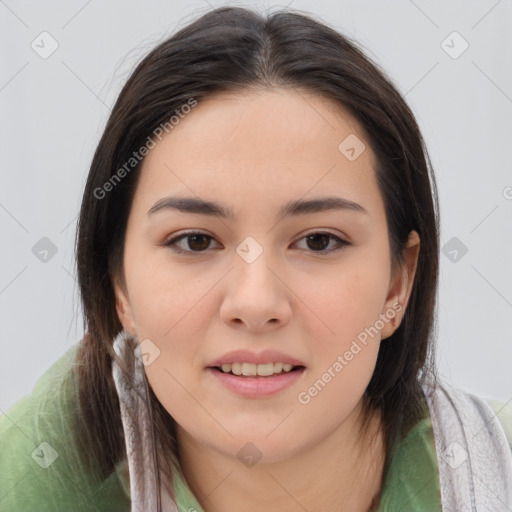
[163,230,351,255]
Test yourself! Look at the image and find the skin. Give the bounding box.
[114,88,420,512]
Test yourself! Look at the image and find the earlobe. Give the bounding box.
[113,278,137,337]
[380,230,420,340]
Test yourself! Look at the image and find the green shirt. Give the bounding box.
[1,342,511,511]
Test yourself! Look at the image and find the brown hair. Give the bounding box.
[73,5,440,504]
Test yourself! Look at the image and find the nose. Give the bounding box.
[219,246,292,333]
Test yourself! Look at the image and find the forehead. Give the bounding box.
[145,88,371,162]
[133,88,382,217]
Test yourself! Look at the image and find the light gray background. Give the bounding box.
[1,0,511,413]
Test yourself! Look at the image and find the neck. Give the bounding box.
[176,404,386,512]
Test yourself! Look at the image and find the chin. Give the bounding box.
[226,432,308,464]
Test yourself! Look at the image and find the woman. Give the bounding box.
[1,6,511,512]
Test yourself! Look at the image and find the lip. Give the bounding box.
[206,366,306,398]
[207,349,306,368]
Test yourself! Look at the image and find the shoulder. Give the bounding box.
[0,341,130,512]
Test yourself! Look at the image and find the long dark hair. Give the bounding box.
[73,5,439,504]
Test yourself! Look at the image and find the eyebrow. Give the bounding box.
[147,195,369,219]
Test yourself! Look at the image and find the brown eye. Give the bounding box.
[295,232,350,254]
[305,233,331,251]
[185,234,212,251]
[164,232,219,254]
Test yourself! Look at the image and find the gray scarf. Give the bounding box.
[112,330,178,512]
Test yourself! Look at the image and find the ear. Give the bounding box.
[380,230,420,340]
[113,276,137,337]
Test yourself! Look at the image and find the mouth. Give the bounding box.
[206,363,306,398]
[210,362,306,377]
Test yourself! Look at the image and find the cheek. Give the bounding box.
[299,279,383,390]
[125,247,210,335]
[295,256,390,345]
[293,265,387,419]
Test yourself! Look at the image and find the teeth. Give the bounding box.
[219,362,296,376]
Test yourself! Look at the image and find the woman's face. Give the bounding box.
[114,88,419,463]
